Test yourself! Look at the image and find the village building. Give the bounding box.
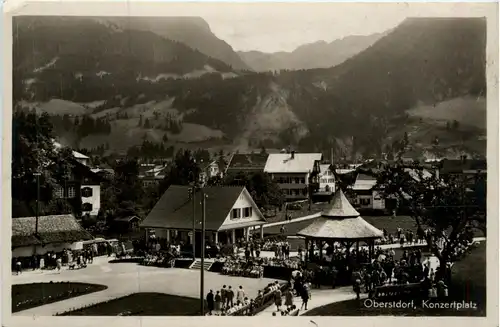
[90,167,115,180]
[138,163,168,188]
[141,185,267,254]
[225,153,269,175]
[52,157,103,218]
[264,152,322,201]
[199,160,224,185]
[11,214,93,258]
[350,173,385,211]
[53,141,91,166]
[317,164,336,194]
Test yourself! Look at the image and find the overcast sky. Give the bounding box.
[204,4,408,53]
[196,3,491,53]
[8,2,493,53]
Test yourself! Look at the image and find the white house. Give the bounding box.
[351,173,385,210]
[141,185,267,249]
[318,164,336,194]
[264,151,323,200]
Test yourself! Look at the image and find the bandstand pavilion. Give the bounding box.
[297,188,384,266]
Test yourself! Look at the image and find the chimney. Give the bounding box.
[291,151,295,159]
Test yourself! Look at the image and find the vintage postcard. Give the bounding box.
[2,1,498,327]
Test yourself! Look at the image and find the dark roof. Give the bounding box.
[440,159,487,173]
[226,153,269,172]
[12,214,93,248]
[141,185,246,231]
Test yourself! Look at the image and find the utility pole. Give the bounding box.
[200,190,207,316]
[34,172,41,235]
[192,185,196,260]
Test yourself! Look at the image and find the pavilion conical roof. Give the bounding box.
[322,188,360,218]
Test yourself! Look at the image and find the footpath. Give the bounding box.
[256,286,368,316]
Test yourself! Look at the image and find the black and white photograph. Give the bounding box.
[4,1,498,323]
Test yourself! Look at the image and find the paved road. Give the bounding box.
[12,257,277,317]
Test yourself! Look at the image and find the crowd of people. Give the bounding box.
[205,282,281,316]
[13,247,100,274]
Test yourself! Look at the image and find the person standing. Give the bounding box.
[206,290,215,315]
[237,285,246,303]
[284,288,293,309]
[214,291,222,313]
[274,286,283,312]
[39,256,45,270]
[15,259,22,275]
[226,286,234,308]
[300,286,309,310]
[56,257,62,272]
[221,285,227,310]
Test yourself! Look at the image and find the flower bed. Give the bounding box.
[12,282,108,313]
[55,292,200,316]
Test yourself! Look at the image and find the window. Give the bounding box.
[300,178,306,184]
[231,208,241,219]
[81,187,93,198]
[82,203,93,212]
[67,187,76,198]
[53,186,64,199]
[243,207,252,217]
[360,198,371,206]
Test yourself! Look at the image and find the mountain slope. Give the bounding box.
[238,33,384,71]
[13,17,487,159]
[97,16,251,71]
[13,16,235,102]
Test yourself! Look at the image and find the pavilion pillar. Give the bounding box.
[214,231,218,245]
[319,240,324,261]
[260,225,264,239]
[166,229,171,243]
[305,238,309,264]
[232,229,236,244]
[245,227,250,241]
[310,240,315,262]
[356,241,360,263]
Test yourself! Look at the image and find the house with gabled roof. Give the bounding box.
[141,185,267,253]
[264,151,323,201]
[12,214,93,258]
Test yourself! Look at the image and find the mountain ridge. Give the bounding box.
[13,17,487,160]
[238,32,385,71]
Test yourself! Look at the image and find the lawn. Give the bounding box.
[12,282,108,313]
[302,242,487,317]
[58,293,201,316]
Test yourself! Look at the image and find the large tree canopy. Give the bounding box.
[12,110,77,217]
[370,160,486,280]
